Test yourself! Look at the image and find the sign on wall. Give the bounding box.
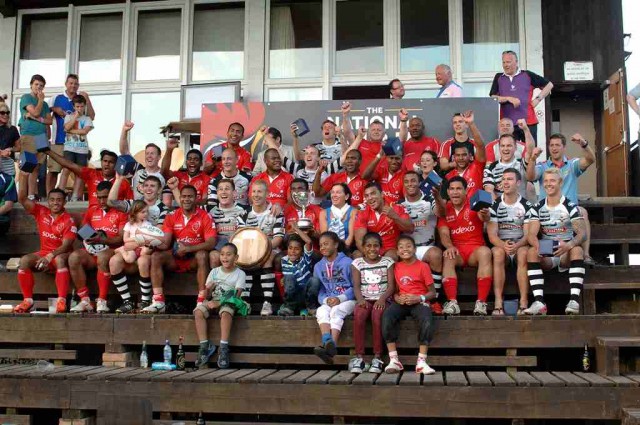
[564,61,594,81]
[200,98,500,159]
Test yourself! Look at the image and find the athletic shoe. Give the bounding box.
[142,300,166,314]
[415,357,436,375]
[584,255,596,267]
[138,300,151,311]
[260,301,273,316]
[324,339,337,357]
[523,301,547,316]
[473,300,488,316]
[217,344,230,369]
[430,301,443,315]
[565,300,580,315]
[314,339,337,365]
[96,298,109,313]
[13,300,33,314]
[349,357,365,374]
[195,342,217,369]
[116,299,136,314]
[442,300,460,315]
[369,358,385,374]
[277,305,294,316]
[70,299,94,313]
[384,357,404,374]
[55,298,66,313]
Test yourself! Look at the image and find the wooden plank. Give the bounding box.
[106,368,152,382]
[305,370,338,385]
[194,368,238,382]
[282,370,318,384]
[600,374,638,387]
[150,371,187,382]
[0,348,77,360]
[328,371,357,385]
[129,370,172,382]
[0,414,32,425]
[237,369,276,383]
[466,371,492,386]
[596,339,619,375]
[624,374,640,384]
[0,364,36,376]
[375,372,399,386]
[0,365,40,377]
[68,367,118,381]
[552,371,590,387]
[597,336,640,346]
[486,371,515,387]
[573,372,615,387]
[445,371,468,387]
[351,372,378,386]
[509,372,541,387]
[529,371,565,387]
[46,366,103,381]
[172,369,218,382]
[422,371,444,386]
[88,367,138,381]
[258,369,296,384]
[399,370,421,386]
[216,368,258,383]
[623,408,640,425]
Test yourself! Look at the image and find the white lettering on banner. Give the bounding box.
[332,113,401,136]
[451,226,476,235]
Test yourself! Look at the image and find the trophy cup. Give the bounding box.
[292,191,312,230]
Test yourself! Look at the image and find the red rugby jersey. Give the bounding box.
[250,171,294,207]
[80,168,132,207]
[162,208,217,246]
[31,204,77,255]
[437,200,485,247]
[355,204,410,252]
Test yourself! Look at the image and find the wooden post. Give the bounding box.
[506,348,518,374]
[54,344,65,366]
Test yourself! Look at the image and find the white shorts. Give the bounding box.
[416,245,436,261]
[316,300,356,331]
[550,255,569,273]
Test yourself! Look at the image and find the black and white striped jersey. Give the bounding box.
[120,199,169,226]
[208,204,250,239]
[489,194,534,240]
[207,170,253,207]
[483,158,527,197]
[398,193,437,247]
[245,205,285,240]
[530,196,583,242]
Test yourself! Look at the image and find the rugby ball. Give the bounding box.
[83,240,109,255]
[138,223,165,243]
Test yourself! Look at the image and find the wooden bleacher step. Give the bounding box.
[624,408,640,425]
[596,336,640,375]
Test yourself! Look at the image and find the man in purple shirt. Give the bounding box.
[490,51,553,143]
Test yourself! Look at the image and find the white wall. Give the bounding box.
[0,16,16,101]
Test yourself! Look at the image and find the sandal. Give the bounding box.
[491,307,504,316]
[517,307,527,316]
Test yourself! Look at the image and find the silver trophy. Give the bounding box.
[292,191,312,230]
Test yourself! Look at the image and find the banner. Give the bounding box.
[201,98,500,159]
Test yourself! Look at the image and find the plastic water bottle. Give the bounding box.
[140,341,148,369]
[163,339,172,364]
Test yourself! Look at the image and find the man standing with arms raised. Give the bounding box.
[398,110,440,172]
[444,111,487,198]
[119,121,165,201]
[161,138,210,203]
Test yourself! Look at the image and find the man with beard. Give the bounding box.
[203,122,253,176]
[161,138,210,203]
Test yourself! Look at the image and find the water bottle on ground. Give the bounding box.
[140,341,148,369]
[163,339,172,364]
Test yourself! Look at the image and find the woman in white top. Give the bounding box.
[319,183,357,249]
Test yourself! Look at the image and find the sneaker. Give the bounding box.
[565,300,580,315]
[260,301,273,316]
[584,255,596,267]
[430,301,443,315]
[138,300,151,311]
[55,298,67,313]
[523,300,547,316]
[195,342,217,369]
[142,300,166,314]
[70,299,94,313]
[217,344,230,369]
[415,357,436,375]
[313,339,336,365]
[13,300,33,314]
[96,298,109,314]
[349,357,365,374]
[369,358,385,374]
[299,308,309,317]
[116,299,136,314]
[473,300,488,316]
[384,357,404,374]
[277,305,294,316]
[442,300,460,315]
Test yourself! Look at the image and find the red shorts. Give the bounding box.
[79,249,99,268]
[36,251,60,272]
[174,257,195,273]
[458,244,484,267]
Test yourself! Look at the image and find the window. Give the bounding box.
[268,87,323,101]
[86,94,123,155]
[400,0,449,73]
[192,3,245,82]
[19,14,68,89]
[462,81,491,97]
[130,92,180,155]
[462,0,519,73]
[335,0,384,74]
[79,13,123,83]
[136,10,181,81]
[404,88,440,99]
[269,0,322,79]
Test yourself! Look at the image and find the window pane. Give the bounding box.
[462,0,519,73]
[79,13,123,83]
[404,88,440,99]
[136,10,181,81]
[462,81,491,97]
[87,95,123,156]
[192,3,245,82]
[268,87,323,102]
[130,92,180,154]
[269,0,322,79]
[335,0,384,74]
[19,14,67,89]
[400,0,449,73]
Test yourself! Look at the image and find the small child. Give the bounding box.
[115,200,153,264]
[278,225,320,316]
[350,232,395,374]
[382,235,436,375]
[313,231,355,364]
[61,94,93,201]
[194,243,247,369]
